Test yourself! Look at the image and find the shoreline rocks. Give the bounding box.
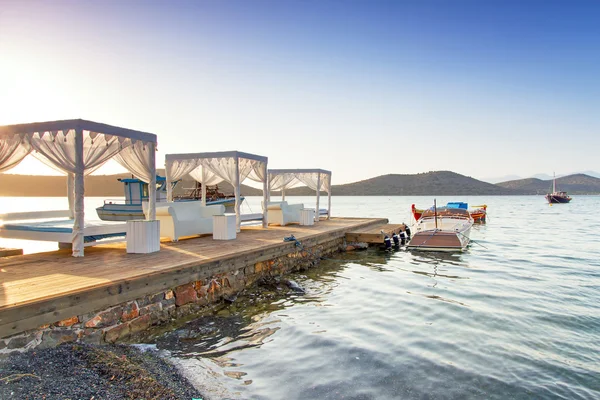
[0,343,203,400]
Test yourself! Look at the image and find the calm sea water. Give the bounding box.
[2,196,599,399]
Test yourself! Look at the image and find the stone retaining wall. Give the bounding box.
[0,237,345,354]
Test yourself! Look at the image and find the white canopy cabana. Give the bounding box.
[164,151,268,232]
[0,119,158,257]
[268,169,332,221]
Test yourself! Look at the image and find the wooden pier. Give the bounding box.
[0,217,386,340]
[0,248,23,258]
[345,223,406,244]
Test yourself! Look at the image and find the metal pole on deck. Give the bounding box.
[147,142,156,220]
[315,173,321,223]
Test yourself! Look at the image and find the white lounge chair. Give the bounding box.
[144,201,225,241]
[263,201,304,226]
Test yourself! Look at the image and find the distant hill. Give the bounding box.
[281,171,523,196]
[484,170,600,183]
[577,170,600,179]
[496,174,600,195]
[2,170,598,197]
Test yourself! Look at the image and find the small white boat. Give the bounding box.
[96,176,242,221]
[407,200,474,252]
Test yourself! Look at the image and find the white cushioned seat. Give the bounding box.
[262,201,304,226]
[144,201,225,241]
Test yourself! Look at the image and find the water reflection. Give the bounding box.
[406,290,470,307]
[142,196,600,400]
[150,312,282,361]
[409,249,465,265]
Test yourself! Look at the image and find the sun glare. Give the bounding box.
[0,46,71,126]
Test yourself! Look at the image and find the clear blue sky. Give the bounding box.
[1,0,598,183]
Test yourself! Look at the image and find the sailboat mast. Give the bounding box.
[434,199,438,229]
[553,172,556,193]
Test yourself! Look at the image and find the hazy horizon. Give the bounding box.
[2,167,599,186]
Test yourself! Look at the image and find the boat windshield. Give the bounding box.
[421,207,470,218]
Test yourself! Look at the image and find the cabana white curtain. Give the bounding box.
[188,167,221,187]
[0,135,31,173]
[165,151,269,231]
[114,140,156,184]
[0,120,158,257]
[268,169,332,221]
[269,173,297,193]
[29,130,122,176]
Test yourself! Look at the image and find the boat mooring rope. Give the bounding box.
[455,230,488,249]
[283,234,322,260]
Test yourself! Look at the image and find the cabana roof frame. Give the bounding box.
[0,119,158,257]
[0,118,157,143]
[268,168,331,175]
[164,150,269,231]
[165,150,267,164]
[267,168,332,221]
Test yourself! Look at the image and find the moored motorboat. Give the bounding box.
[96,176,243,221]
[412,202,487,223]
[407,201,474,252]
[545,173,571,204]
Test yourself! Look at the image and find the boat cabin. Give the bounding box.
[118,176,169,204]
[446,202,469,210]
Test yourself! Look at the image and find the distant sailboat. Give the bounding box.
[545,173,571,204]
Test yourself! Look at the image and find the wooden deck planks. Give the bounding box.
[0,248,23,257]
[0,218,386,337]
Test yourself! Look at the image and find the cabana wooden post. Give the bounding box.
[267,168,332,222]
[0,119,158,257]
[164,151,268,232]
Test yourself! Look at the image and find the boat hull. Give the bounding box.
[96,197,242,221]
[407,229,471,252]
[545,194,571,204]
[407,207,473,252]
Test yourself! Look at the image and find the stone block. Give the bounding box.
[55,316,79,327]
[79,329,103,345]
[161,296,176,308]
[6,331,42,350]
[128,314,152,334]
[38,329,78,349]
[139,302,163,316]
[136,292,165,307]
[175,283,198,306]
[193,280,205,291]
[84,307,123,329]
[254,261,267,273]
[165,290,174,300]
[121,301,140,322]
[197,284,208,298]
[6,335,31,350]
[104,323,130,344]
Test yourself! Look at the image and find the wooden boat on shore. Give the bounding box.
[545,173,571,204]
[412,202,487,223]
[96,177,242,221]
[407,201,474,252]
